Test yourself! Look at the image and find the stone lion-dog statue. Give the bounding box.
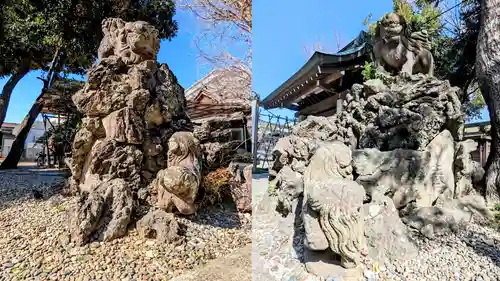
[97,18,160,65]
[302,141,365,269]
[150,132,202,215]
[372,13,434,76]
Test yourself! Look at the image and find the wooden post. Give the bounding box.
[480,141,484,167]
[251,99,259,171]
[43,115,51,168]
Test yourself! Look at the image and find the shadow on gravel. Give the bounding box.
[292,196,305,263]
[252,173,269,180]
[0,169,69,212]
[459,230,500,268]
[184,199,246,230]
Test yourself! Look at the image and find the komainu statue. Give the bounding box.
[97,18,160,65]
[150,132,202,215]
[302,142,365,272]
[372,13,434,76]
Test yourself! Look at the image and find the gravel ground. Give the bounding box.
[376,225,500,281]
[0,169,251,281]
[252,173,305,281]
[170,244,251,281]
[252,173,500,281]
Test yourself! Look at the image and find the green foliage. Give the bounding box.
[361,61,376,81]
[268,182,277,196]
[393,0,414,25]
[53,204,66,213]
[494,203,500,212]
[0,0,179,76]
[464,88,486,121]
[392,0,442,37]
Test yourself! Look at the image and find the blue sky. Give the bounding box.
[253,0,489,122]
[0,9,212,124]
[2,1,489,124]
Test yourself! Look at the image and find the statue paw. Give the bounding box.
[399,71,412,80]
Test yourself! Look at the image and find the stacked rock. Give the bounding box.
[67,18,201,245]
[270,73,491,280]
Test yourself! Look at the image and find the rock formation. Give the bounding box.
[270,72,490,279]
[192,113,252,212]
[67,18,200,245]
[353,130,455,213]
[193,113,251,171]
[228,162,252,213]
[270,74,464,186]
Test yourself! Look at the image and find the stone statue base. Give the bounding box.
[304,249,363,281]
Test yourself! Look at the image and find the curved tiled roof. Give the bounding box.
[261,31,371,109]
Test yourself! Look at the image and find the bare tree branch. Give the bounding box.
[176,0,251,98]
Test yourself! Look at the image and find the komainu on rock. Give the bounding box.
[372,12,434,76]
[150,132,202,215]
[98,18,160,65]
[67,17,196,245]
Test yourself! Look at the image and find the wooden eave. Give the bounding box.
[186,101,251,121]
[261,31,370,110]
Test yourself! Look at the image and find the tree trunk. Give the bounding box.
[0,60,31,147]
[476,0,500,204]
[0,95,44,169]
[0,59,31,127]
[0,47,63,169]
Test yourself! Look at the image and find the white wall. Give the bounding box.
[2,139,13,157]
[12,122,47,149]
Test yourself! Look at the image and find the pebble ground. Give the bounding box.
[0,169,251,281]
[252,173,500,281]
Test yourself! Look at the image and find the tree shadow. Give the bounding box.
[253,173,269,180]
[0,168,68,212]
[457,228,500,268]
[187,201,245,229]
[292,195,305,263]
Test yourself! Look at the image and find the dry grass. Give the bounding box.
[200,167,230,206]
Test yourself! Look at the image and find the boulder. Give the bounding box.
[228,163,252,213]
[137,209,181,244]
[353,130,455,210]
[403,195,492,238]
[363,195,417,263]
[69,179,134,245]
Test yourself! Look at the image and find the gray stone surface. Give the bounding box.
[68,18,198,244]
[252,174,308,281]
[363,195,418,262]
[353,130,455,211]
[403,195,492,238]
